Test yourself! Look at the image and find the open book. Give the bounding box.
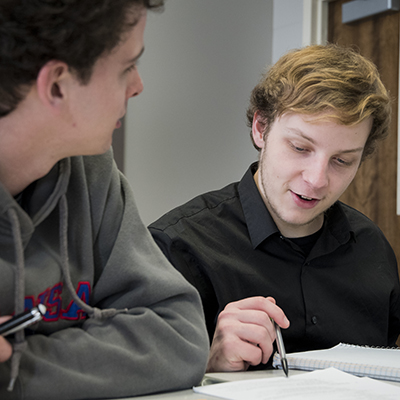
[272,343,400,382]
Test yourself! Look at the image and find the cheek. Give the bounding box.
[272,157,300,181]
[331,169,358,196]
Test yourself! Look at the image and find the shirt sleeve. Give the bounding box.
[149,223,219,343]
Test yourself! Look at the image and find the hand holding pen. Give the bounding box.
[0,305,46,364]
[206,296,289,372]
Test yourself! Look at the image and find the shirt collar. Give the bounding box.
[324,202,356,244]
[238,162,355,249]
[238,162,280,249]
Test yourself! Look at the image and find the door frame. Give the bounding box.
[302,0,332,45]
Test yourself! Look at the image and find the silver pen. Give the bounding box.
[0,304,46,337]
[274,320,289,377]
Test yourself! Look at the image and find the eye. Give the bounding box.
[289,142,307,153]
[126,64,137,73]
[333,157,352,167]
[126,59,141,73]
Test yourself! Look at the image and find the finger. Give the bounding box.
[226,296,274,311]
[241,329,275,364]
[0,336,12,362]
[217,308,277,352]
[237,339,274,367]
[226,296,290,329]
[232,318,275,343]
[210,335,264,371]
[240,341,264,367]
[220,307,274,329]
[225,319,275,365]
[265,297,290,329]
[266,297,276,305]
[218,301,284,346]
[0,315,13,363]
[0,315,12,324]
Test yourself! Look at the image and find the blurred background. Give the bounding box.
[122,0,307,225]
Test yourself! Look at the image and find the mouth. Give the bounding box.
[291,191,320,209]
[298,194,315,201]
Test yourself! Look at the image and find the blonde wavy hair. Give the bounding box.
[246,44,391,161]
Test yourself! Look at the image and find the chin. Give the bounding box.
[97,143,113,155]
[83,142,112,157]
[97,136,114,154]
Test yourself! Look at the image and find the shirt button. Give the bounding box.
[311,316,318,325]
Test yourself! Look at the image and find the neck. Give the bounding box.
[0,110,61,196]
[0,148,56,196]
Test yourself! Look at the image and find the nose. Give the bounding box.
[127,70,144,99]
[302,159,329,189]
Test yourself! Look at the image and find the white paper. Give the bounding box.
[194,368,400,400]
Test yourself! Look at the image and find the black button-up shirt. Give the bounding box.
[149,163,400,360]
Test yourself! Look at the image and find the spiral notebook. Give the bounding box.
[273,343,400,382]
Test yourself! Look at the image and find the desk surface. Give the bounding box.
[115,369,400,400]
[114,370,303,400]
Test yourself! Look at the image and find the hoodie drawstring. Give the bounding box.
[58,195,120,319]
[6,193,125,391]
[7,208,28,392]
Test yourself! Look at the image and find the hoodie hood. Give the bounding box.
[0,159,70,252]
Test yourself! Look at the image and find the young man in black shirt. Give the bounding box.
[149,44,400,372]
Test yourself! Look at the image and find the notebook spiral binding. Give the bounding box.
[340,343,399,350]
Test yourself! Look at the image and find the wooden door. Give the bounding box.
[329,1,400,276]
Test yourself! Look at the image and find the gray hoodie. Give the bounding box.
[0,149,209,399]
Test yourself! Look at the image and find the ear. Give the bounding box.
[36,60,71,113]
[251,111,267,149]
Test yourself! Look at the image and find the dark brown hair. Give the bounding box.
[0,0,164,117]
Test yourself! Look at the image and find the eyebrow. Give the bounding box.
[288,128,365,154]
[126,46,145,65]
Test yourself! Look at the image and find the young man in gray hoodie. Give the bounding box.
[0,1,209,398]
